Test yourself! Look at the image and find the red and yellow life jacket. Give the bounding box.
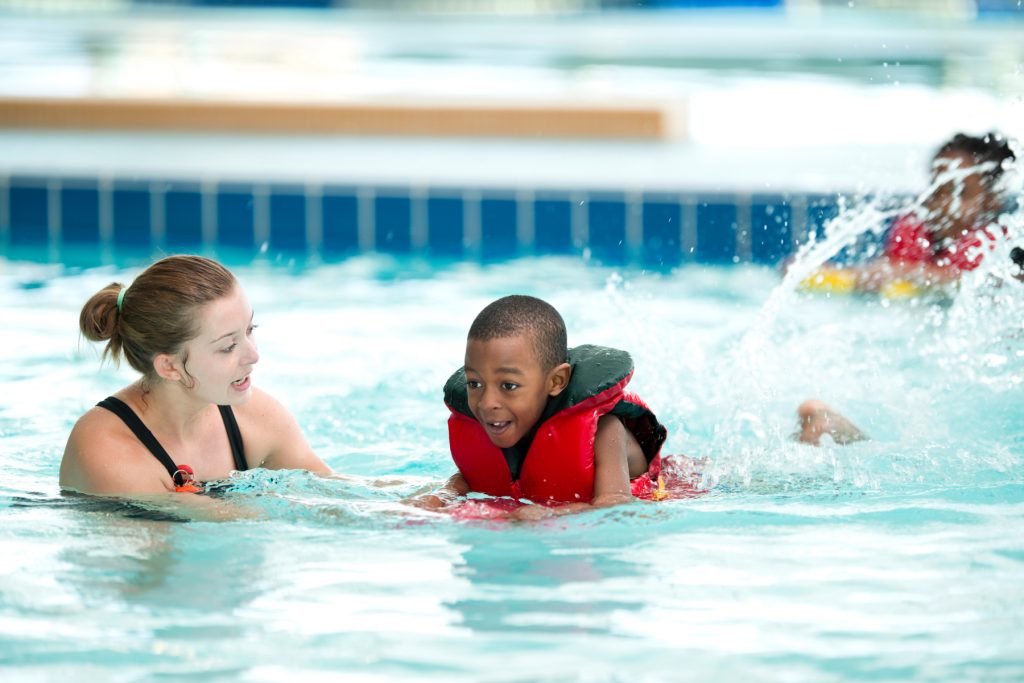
[444,344,667,504]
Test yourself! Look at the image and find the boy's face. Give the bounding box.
[464,333,570,449]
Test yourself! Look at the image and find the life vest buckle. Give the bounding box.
[173,464,200,493]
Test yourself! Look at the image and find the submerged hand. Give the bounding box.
[403,494,450,510]
[510,504,556,522]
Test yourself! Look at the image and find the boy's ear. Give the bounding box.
[152,353,182,382]
[546,362,572,397]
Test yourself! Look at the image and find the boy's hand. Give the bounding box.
[509,502,596,521]
[405,494,449,510]
[401,472,470,511]
[510,504,555,522]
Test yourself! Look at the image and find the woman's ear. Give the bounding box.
[152,353,182,382]
[547,362,572,397]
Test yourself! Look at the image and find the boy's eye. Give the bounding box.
[466,380,482,390]
[501,382,519,391]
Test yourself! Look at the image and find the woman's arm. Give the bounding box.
[238,388,332,475]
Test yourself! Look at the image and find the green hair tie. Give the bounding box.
[116,287,127,312]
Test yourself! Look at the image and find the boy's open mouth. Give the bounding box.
[484,420,511,436]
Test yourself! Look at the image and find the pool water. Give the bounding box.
[1,246,1022,681]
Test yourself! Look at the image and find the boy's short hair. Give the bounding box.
[936,132,1016,182]
[468,295,568,371]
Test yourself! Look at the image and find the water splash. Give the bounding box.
[931,139,1024,391]
[707,136,1024,493]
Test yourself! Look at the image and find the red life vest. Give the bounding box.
[444,345,667,504]
[885,215,997,273]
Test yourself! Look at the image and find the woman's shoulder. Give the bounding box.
[67,390,151,448]
[67,401,132,446]
[61,403,170,494]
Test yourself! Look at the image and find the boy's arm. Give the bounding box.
[405,472,471,510]
[510,415,638,520]
[591,414,641,507]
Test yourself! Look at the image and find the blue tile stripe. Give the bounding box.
[642,195,683,268]
[375,193,412,254]
[269,187,306,252]
[217,184,255,250]
[696,200,739,263]
[164,183,203,249]
[322,190,359,255]
[0,174,841,265]
[750,195,792,264]
[61,182,100,244]
[427,194,464,258]
[0,175,7,248]
[480,196,517,262]
[587,195,628,265]
[534,197,572,256]
[9,179,49,246]
[112,183,152,249]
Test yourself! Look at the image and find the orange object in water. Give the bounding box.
[652,475,669,501]
[173,464,201,493]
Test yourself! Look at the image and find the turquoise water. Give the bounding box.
[1,251,1022,682]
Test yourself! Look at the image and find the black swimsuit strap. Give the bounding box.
[97,397,250,478]
[97,396,178,479]
[217,405,248,472]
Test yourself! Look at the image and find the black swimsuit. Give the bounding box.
[97,396,248,483]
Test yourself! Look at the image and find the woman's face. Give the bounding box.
[178,284,260,406]
[924,150,1001,241]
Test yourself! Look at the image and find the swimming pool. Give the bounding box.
[1,242,1022,680]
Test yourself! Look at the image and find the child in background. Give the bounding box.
[807,132,1016,295]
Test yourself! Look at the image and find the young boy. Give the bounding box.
[421,294,672,515]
